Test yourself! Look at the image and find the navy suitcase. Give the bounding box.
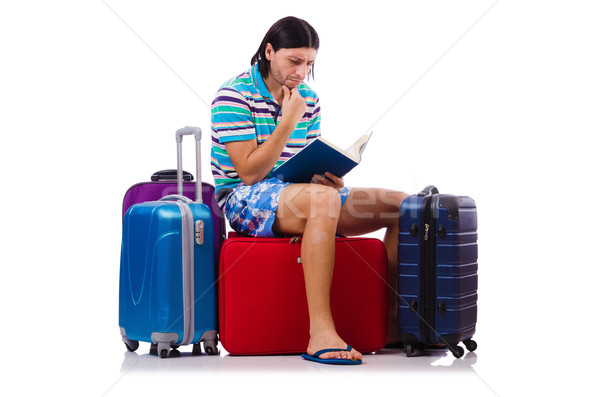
[119,127,219,358]
[397,185,478,358]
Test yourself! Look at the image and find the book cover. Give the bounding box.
[271,131,372,183]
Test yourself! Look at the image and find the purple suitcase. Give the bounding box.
[122,170,226,257]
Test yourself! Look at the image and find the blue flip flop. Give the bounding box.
[301,345,362,365]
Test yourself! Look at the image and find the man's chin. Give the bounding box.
[286,79,303,88]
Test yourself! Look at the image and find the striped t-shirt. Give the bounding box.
[210,63,321,207]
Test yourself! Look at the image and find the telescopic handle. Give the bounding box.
[175,126,203,203]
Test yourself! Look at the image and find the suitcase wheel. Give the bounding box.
[192,340,219,356]
[463,338,477,352]
[123,338,139,353]
[450,345,465,358]
[158,342,172,359]
[203,339,220,356]
[192,343,203,355]
[404,344,415,357]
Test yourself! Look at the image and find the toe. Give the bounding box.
[350,348,362,361]
[316,349,349,360]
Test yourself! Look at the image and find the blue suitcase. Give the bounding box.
[119,127,219,358]
[397,185,478,358]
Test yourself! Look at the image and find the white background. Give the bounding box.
[1,0,598,395]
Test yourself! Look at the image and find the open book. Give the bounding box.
[272,131,373,183]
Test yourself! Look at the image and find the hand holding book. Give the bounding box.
[311,172,345,191]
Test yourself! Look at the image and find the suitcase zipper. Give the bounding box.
[175,201,195,346]
[290,236,302,263]
[420,196,437,345]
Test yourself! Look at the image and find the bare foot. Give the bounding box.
[306,330,363,361]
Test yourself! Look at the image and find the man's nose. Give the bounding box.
[296,63,307,79]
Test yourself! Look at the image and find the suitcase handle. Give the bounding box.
[175,126,203,204]
[151,169,193,181]
[159,194,194,204]
[418,185,439,197]
[176,126,202,141]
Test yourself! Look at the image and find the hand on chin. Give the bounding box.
[285,79,303,89]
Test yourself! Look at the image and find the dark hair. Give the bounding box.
[251,16,320,79]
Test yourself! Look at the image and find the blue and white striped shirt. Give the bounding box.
[210,63,321,206]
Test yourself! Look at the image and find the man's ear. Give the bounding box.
[265,43,274,61]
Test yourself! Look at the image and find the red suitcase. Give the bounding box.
[218,233,388,355]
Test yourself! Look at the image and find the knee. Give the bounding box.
[389,191,409,204]
[383,191,409,212]
[385,191,409,218]
[373,190,409,226]
[312,185,342,220]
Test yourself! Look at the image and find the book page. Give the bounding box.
[345,131,373,161]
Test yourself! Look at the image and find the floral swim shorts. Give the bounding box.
[223,177,351,238]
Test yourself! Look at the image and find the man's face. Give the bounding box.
[265,45,317,89]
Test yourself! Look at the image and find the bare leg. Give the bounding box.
[336,188,409,343]
[273,183,362,361]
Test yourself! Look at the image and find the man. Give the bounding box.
[211,16,408,365]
